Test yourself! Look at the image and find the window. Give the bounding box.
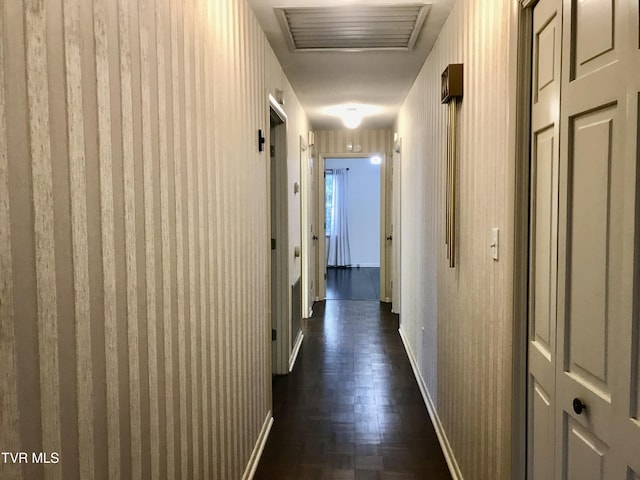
[325,169,334,235]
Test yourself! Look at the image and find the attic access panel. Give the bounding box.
[275,4,431,52]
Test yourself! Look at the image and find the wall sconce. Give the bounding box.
[441,63,463,268]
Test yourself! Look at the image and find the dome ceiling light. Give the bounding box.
[342,108,362,129]
[323,104,383,130]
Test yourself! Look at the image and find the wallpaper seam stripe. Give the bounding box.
[232,1,241,474]
[94,0,121,476]
[169,0,187,476]
[138,0,161,477]
[155,0,175,475]
[214,4,227,477]
[217,1,225,476]
[194,0,209,475]
[205,2,218,477]
[63,0,96,477]
[117,0,143,477]
[240,3,249,466]
[203,5,214,473]
[226,3,233,476]
[0,0,21,476]
[183,0,200,477]
[25,3,64,478]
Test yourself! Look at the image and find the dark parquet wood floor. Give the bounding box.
[254,300,452,480]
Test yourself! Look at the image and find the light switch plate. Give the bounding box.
[490,228,499,261]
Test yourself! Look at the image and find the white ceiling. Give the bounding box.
[246,0,456,129]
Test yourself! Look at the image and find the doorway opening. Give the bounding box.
[323,157,382,300]
[269,97,291,375]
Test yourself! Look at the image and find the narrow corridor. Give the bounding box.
[255,301,452,479]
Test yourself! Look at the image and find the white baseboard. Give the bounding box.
[398,327,463,480]
[242,411,274,480]
[289,330,304,372]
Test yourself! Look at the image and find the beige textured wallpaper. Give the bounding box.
[314,129,393,158]
[0,0,307,479]
[396,1,515,479]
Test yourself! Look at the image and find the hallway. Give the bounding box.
[255,301,451,480]
[2,0,638,478]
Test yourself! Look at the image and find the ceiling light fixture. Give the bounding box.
[342,108,362,129]
[323,104,382,129]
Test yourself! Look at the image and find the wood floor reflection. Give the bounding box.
[254,300,452,480]
[326,267,380,301]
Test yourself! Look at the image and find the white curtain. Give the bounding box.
[327,168,351,267]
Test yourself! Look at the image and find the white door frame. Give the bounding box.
[316,153,389,302]
[511,1,536,479]
[391,139,401,314]
[268,94,291,375]
[300,135,313,318]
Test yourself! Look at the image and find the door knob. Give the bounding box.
[386,235,392,241]
[572,398,587,415]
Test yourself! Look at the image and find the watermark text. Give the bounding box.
[1,452,59,464]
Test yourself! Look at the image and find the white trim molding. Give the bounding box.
[242,412,274,480]
[289,331,304,372]
[398,327,463,480]
[510,1,535,479]
[269,93,287,121]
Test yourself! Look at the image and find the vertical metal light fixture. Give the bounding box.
[441,64,463,268]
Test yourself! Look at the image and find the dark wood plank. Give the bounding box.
[254,300,452,480]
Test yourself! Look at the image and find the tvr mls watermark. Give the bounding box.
[1,452,60,464]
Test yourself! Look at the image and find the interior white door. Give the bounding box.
[527,0,562,477]
[528,0,640,478]
[555,0,639,477]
